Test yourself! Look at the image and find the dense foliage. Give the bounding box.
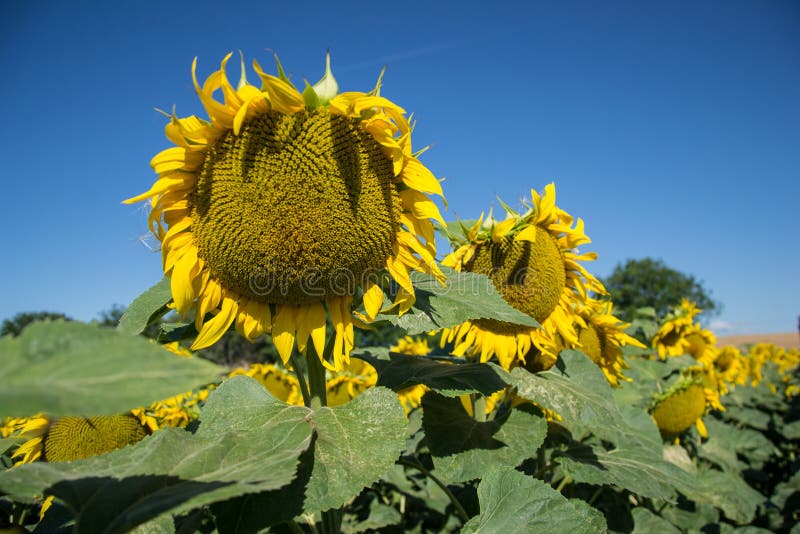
[1,278,797,533]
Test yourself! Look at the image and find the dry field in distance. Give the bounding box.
[717,332,800,350]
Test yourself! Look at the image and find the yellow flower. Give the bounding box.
[7,415,49,464]
[570,298,644,386]
[652,299,706,359]
[390,335,432,356]
[714,346,749,387]
[440,183,604,371]
[651,382,708,439]
[124,52,445,371]
[9,415,147,465]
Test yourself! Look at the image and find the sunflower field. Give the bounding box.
[1,53,799,534]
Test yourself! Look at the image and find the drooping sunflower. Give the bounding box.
[125,52,445,371]
[650,374,723,440]
[713,345,749,387]
[651,299,705,359]
[440,184,604,371]
[570,298,644,386]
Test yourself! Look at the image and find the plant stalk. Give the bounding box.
[306,334,342,533]
[398,457,470,523]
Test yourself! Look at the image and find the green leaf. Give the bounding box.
[461,467,606,533]
[0,436,24,455]
[681,468,765,524]
[555,441,695,500]
[0,321,225,418]
[374,267,538,335]
[212,387,407,532]
[510,350,650,447]
[632,507,681,534]
[698,418,776,472]
[421,393,546,483]
[353,349,510,397]
[343,500,402,533]
[117,278,172,335]
[303,387,407,512]
[659,499,719,531]
[0,377,314,534]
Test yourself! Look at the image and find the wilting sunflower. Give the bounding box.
[125,52,445,371]
[440,184,604,371]
[570,298,644,386]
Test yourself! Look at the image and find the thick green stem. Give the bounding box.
[471,394,487,422]
[305,334,342,533]
[398,457,470,523]
[290,353,312,407]
[555,475,573,493]
[306,342,329,407]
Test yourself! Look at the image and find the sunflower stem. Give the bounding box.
[305,334,343,533]
[471,394,487,422]
[306,343,329,407]
[290,353,312,407]
[555,475,572,493]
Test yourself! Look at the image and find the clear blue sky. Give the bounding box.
[1,0,798,335]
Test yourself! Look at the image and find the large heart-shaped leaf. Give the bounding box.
[0,321,225,418]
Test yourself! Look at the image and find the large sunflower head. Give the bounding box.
[440,183,604,370]
[570,298,644,387]
[125,52,445,371]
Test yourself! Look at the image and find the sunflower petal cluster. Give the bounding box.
[652,299,716,363]
[125,52,445,371]
[570,298,644,386]
[440,183,605,372]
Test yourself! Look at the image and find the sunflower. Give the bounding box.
[651,299,704,359]
[650,374,722,440]
[570,298,644,386]
[440,184,604,371]
[9,414,148,465]
[124,52,445,371]
[714,346,749,387]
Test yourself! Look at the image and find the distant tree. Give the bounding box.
[97,304,126,328]
[602,258,719,321]
[1,311,73,337]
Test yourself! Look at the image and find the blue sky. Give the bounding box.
[1,0,797,335]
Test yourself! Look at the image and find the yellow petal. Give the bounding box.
[191,297,238,350]
[272,305,298,365]
[514,225,538,242]
[400,158,443,197]
[362,282,385,320]
[171,248,200,316]
[307,301,327,358]
[252,60,304,114]
[123,172,195,204]
[400,189,445,227]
